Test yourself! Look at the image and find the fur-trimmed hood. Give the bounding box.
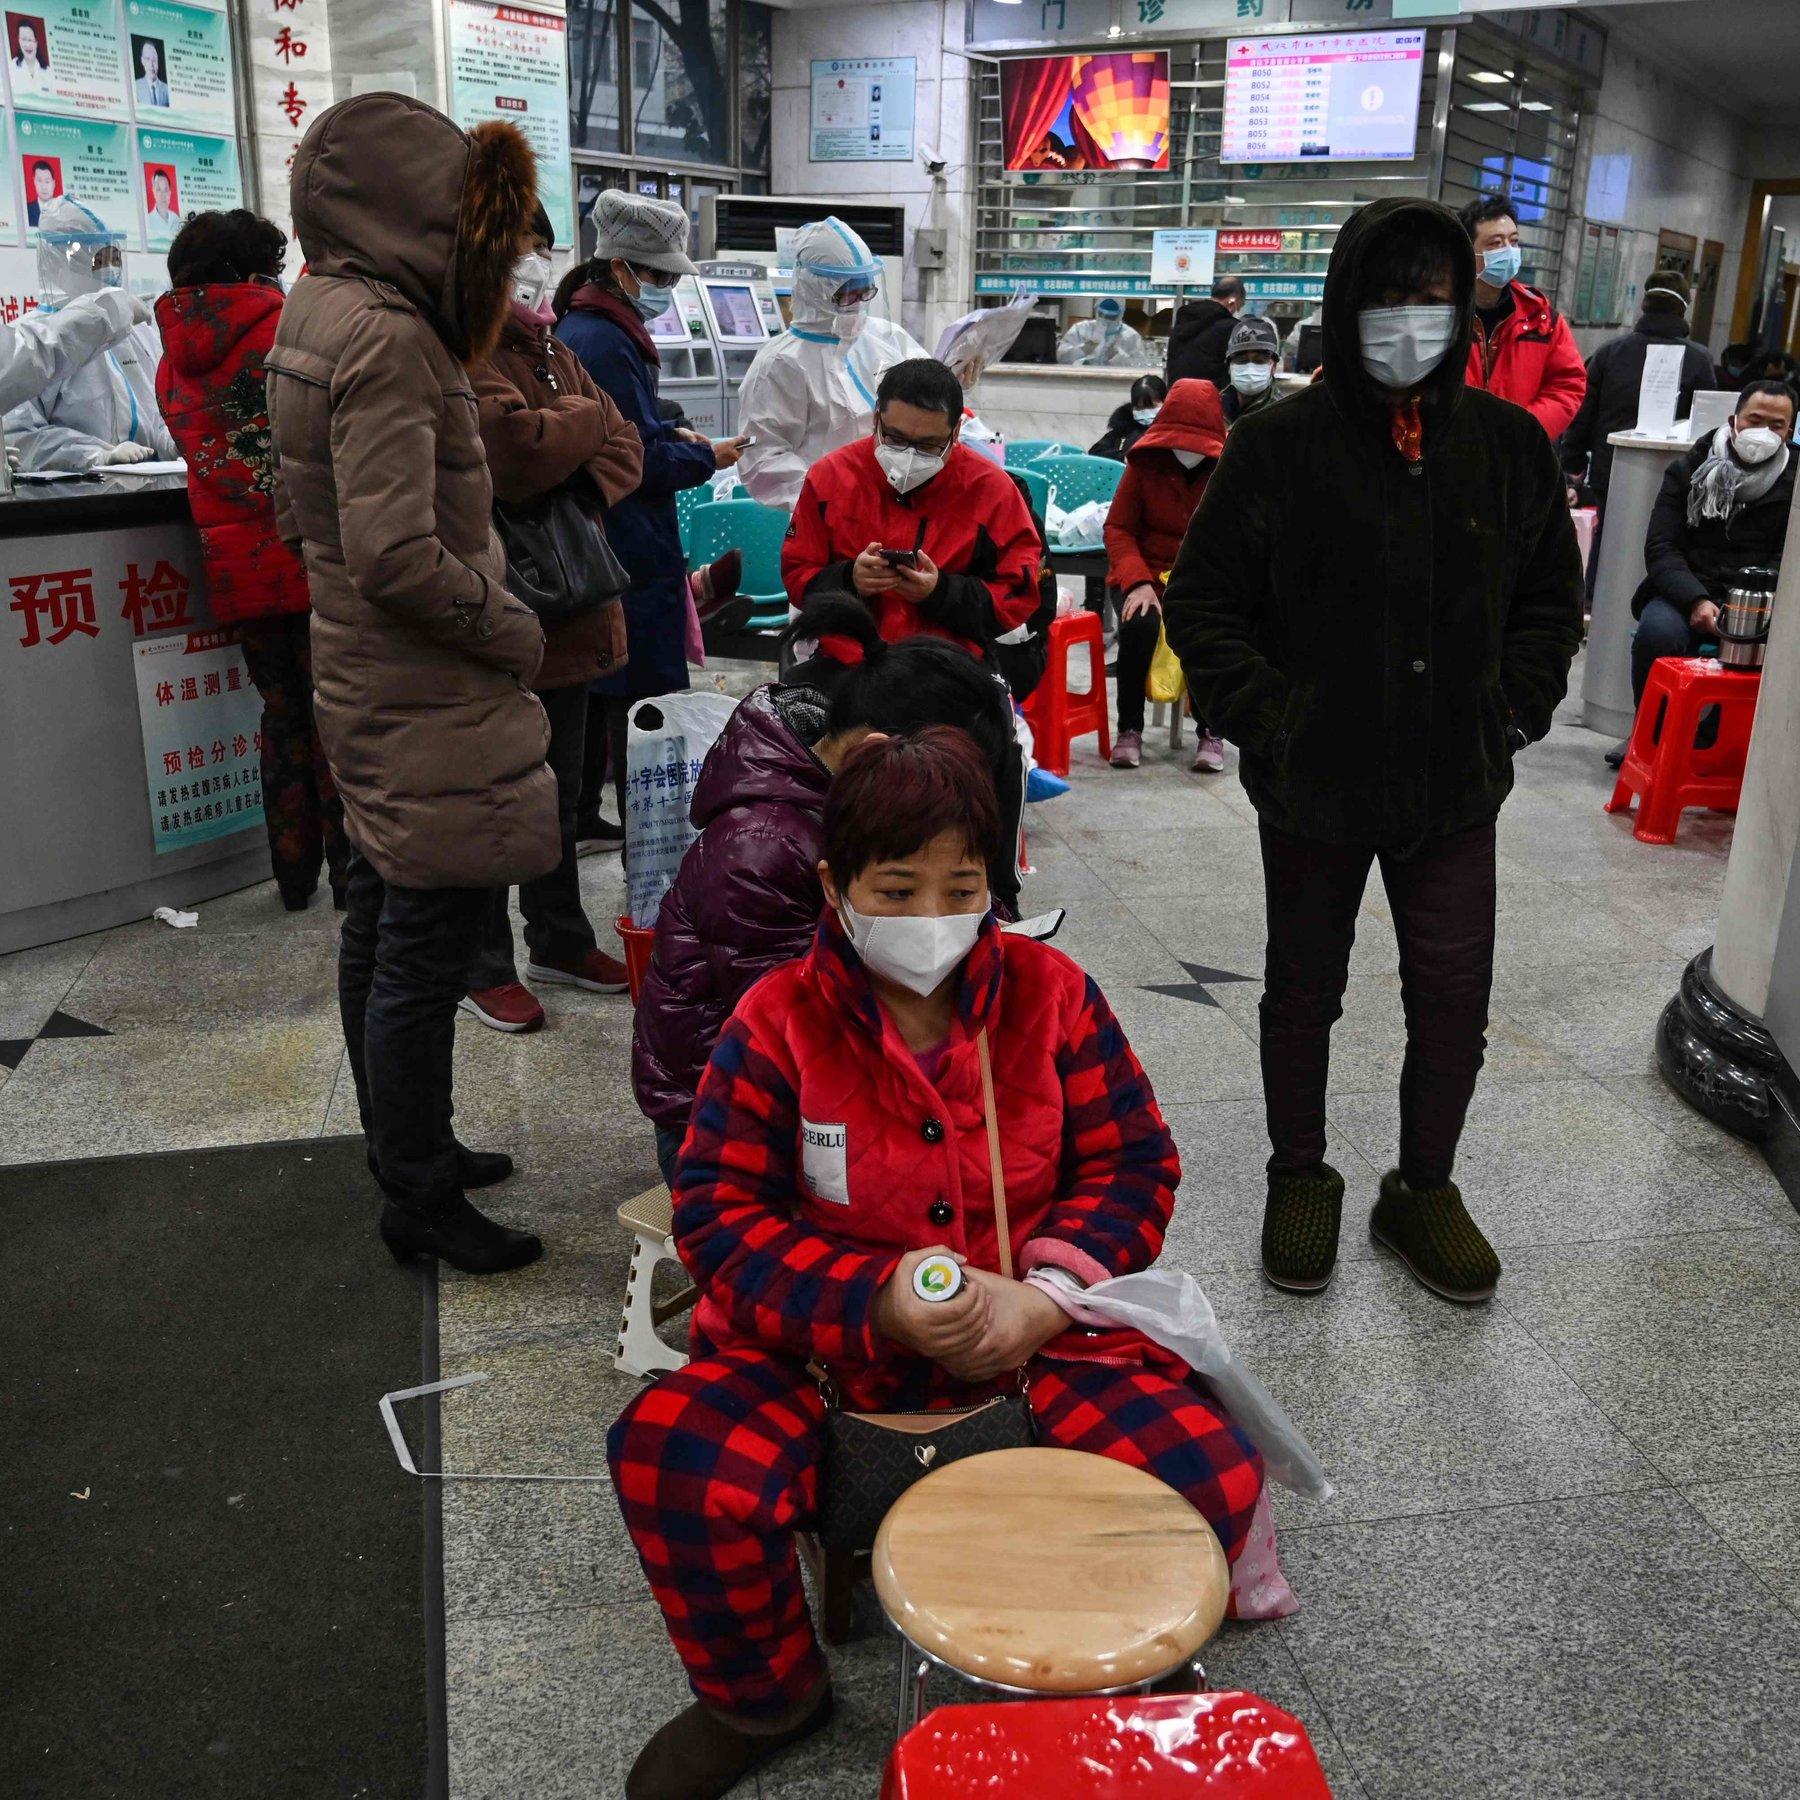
[289,94,536,362]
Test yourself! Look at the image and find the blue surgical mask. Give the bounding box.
[1480,244,1521,288]
[630,283,673,321]
[1131,406,1159,426]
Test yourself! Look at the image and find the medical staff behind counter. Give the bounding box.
[4,196,175,472]
[735,216,930,511]
[1057,296,1159,368]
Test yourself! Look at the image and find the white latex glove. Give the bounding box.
[86,287,148,339]
[103,441,157,465]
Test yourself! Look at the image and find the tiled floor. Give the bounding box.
[4,652,1798,1798]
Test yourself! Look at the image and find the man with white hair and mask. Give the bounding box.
[4,195,174,472]
[736,215,930,511]
[1056,295,1157,368]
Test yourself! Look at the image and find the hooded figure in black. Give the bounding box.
[1163,196,1584,1308]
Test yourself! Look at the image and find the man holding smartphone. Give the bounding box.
[780,357,1041,664]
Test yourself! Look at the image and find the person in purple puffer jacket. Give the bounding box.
[632,599,1017,1188]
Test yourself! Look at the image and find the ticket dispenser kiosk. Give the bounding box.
[694,259,785,433]
[646,276,727,437]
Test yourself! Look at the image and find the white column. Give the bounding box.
[1711,477,1800,1018]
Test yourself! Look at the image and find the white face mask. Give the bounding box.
[839,898,987,997]
[1131,406,1159,426]
[511,252,551,312]
[1734,424,1783,465]
[833,304,868,344]
[874,438,950,495]
[1172,447,1205,470]
[1230,361,1273,396]
[1357,304,1459,392]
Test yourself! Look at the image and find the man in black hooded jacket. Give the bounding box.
[1165,276,1245,390]
[1164,197,1583,1306]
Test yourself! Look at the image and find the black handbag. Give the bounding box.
[492,479,628,625]
[816,1030,1036,1553]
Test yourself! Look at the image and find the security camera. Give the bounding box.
[923,157,947,176]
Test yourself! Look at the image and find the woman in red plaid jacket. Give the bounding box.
[608,727,1264,1800]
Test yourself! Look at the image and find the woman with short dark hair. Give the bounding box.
[608,726,1263,1800]
[156,210,350,910]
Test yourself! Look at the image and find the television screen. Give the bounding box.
[1000,52,1170,174]
[1221,31,1424,165]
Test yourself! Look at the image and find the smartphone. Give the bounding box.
[733,434,755,448]
[878,547,919,569]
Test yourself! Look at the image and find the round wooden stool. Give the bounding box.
[872,1446,1230,1736]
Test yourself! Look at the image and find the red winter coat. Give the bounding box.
[1103,378,1226,597]
[1465,281,1587,441]
[781,437,1041,660]
[155,283,310,625]
[674,910,1182,1411]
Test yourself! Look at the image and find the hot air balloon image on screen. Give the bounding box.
[1001,51,1172,174]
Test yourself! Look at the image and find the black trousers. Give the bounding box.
[1258,819,1496,1190]
[339,852,488,1202]
[469,682,597,988]
[578,690,632,828]
[1113,606,1161,735]
[1631,596,1707,707]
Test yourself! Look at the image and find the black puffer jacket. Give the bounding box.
[1163,197,1584,848]
[1165,298,1236,390]
[1630,435,1796,619]
[1561,312,1716,496]
[1089,401,1149,461]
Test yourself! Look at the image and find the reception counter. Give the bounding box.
[0,476,270,954]
[975,362,1147,451]
[1582,427,1692,738]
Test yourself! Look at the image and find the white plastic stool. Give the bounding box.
[613,1184,694,1378]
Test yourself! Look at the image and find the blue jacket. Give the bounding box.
[557,297,715,696]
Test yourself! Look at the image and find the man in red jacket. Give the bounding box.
[1461,196,1586,439]
[780,356,1041,661]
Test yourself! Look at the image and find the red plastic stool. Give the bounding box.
[1605,657,1762,844]
[880,1693,1331,1799]
[1023,611,1111,775]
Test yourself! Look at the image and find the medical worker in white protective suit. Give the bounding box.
[735,215,930,510]
[4,196,175,473]
[1056,295,1158,368]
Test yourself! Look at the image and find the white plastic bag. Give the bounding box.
[1054,498,1108,549]
[1038,1266,1333,1500]
[623,690,738,928]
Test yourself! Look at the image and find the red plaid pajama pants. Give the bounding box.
[606,1345,1264,1721]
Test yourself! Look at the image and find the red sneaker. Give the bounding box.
[526,949,630,994]
[458,983,546,1033]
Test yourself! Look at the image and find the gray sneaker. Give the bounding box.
[1110,729,1143,769]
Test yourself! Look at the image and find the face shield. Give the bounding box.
[791,216,882,341]
[37,200,128,311]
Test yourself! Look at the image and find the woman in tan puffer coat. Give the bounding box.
[267,93,554,1274]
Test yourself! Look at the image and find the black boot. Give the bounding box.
[367,1142,513,1195]
[626,1687,833,1800]
[378,1192,542,1275]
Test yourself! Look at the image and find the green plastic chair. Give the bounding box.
[1013,465,1051,520]
[1006,439,1073,468]
[686,498,791,632]
[675,483,708,558]
[1040,452,1124,515]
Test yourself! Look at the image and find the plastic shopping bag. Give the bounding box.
[1054,498,1108,549]
[1034,1266,1332,1500]
[1146,621,1185,705]
[623,689,738,928]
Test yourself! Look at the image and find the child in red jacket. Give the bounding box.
[608,728,1263,1800]
[156,210,348,910]
[1102,378,1227,771]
